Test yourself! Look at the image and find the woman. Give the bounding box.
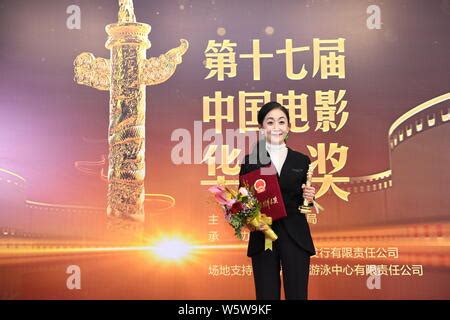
[239,101,316,300]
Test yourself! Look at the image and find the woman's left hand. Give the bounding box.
[302,184,316,202]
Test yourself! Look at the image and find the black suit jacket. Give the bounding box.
[239,144,316,257]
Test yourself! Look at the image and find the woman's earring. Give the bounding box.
[284,133,289,141]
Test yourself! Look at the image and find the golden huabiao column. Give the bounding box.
[74,0,188,234]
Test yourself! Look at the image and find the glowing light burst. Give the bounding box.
[0,236,250,267]
[150,238,192,261]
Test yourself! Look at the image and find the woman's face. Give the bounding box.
[260,108,290,145]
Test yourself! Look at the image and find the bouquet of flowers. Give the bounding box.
[208,184,278,249]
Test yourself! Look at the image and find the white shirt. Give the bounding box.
[265,141,288,175]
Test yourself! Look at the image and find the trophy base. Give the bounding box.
[299,206,312,214]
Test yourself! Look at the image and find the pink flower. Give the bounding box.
[239,187,249,197]
[208,185,235,207]
[208,185,225,194]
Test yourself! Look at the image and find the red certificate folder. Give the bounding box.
[239,166,288,221]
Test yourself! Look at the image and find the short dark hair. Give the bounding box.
[257,101,290,126]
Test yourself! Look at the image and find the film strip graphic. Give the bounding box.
[0,168,26,189]
[389,93,450,150]
[345,169,392,194]
[337,93,449,194]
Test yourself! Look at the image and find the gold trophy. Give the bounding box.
[299,163,324,224]
[299,163,314,214]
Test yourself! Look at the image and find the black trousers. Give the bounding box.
[251,220,311,300]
